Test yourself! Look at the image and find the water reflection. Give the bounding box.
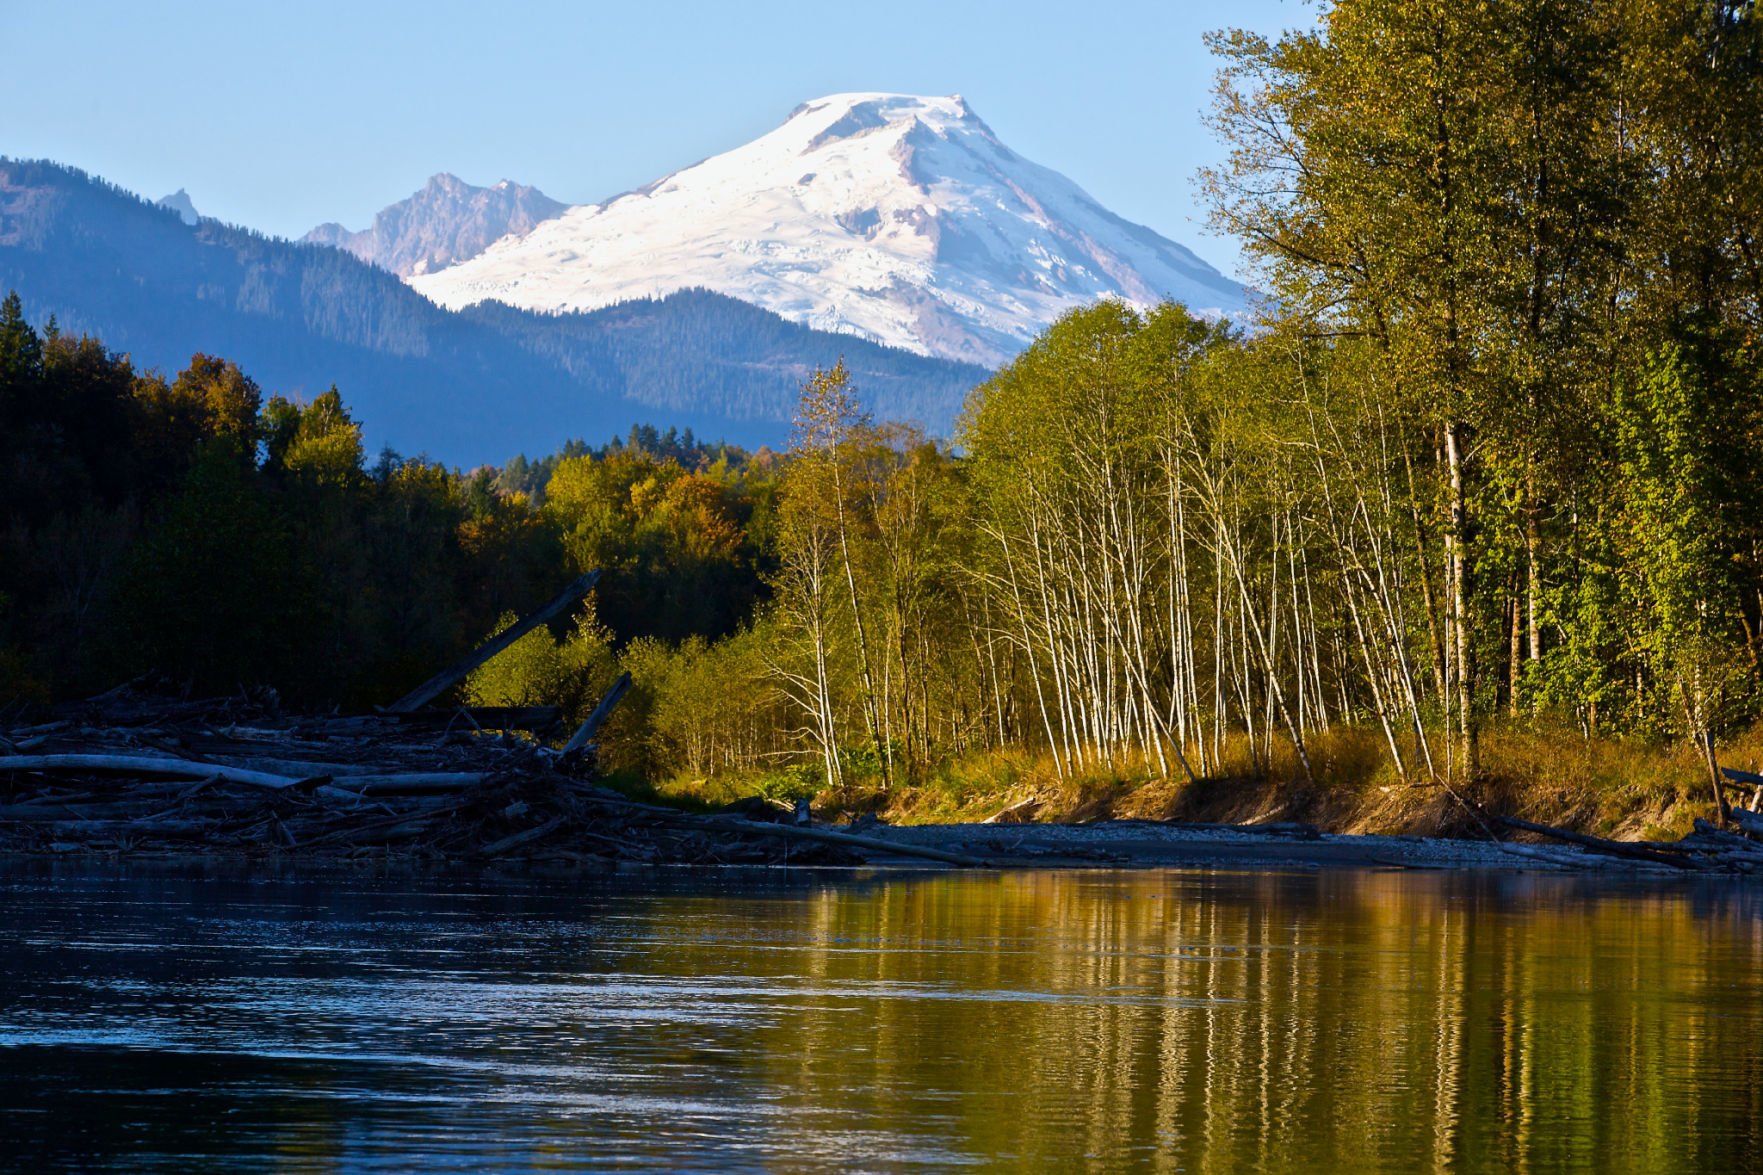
[1,865,1759,1171]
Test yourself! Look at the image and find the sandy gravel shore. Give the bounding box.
[855,819,1684,873]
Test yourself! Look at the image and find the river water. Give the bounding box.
[1,863,1760,1171]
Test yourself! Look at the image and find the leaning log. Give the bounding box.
[562,672,633,755]
[385,570,601,713]
[1496,814,1704,869]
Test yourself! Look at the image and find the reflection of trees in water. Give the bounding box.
[727,872,1763,1173]
[6,870,1762,1170]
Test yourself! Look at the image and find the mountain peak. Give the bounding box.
[789,92,973,119]
[303,174,566,276]
[784,92,988,146]
[409,94,1246,367]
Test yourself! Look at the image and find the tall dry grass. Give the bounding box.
[642,720,1761,841]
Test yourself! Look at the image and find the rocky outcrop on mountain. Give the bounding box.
[156,189,199,225]
[304,173,566,276]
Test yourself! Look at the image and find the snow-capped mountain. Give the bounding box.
[305,173,566,276]
[408,93,1246,367]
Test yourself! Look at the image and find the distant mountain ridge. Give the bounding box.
[406,93,1248,366]
[303,173,567,276]
[0,159,987,464]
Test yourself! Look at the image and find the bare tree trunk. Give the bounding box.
[1507,583,1522,720]
[1404,436,1449,703]
[1525,463,1542,699]
[1445,419,1478,778]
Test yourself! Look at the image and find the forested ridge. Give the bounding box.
[5,0,1763,830]
[0,158,989,461]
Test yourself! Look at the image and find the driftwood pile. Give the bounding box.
[0,570,992,870]
[1496,795,1763,874]
[0,681,876,866]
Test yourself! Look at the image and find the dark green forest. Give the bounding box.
[6,0,1763,827]
[0,289,777,714]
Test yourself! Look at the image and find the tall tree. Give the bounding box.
[1203,0,1626,777]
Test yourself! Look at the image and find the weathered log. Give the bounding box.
[327,706,564,732]
[1683,820,1763,863]
[212,757,379,778]
[711,816,995,868]
[983,797,1043,825]
[562,672,633,755]
[300,806,462,848]
[386,571,600,713]
[326,772,490,795]
[1496,815,1703,869]
[0,754,305,790]
[480,815,567,856]
[1690,818,1758,849]
[1488,841,1600,868]
[0,800,184,820]
[1728,807,1763,838]
[1163,820,1324,840]
[1716,766,1763,811]
[29,818,212,836]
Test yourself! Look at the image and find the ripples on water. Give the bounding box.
[1,864,1760,1171]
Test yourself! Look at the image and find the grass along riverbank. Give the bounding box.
[636,722,1763,845]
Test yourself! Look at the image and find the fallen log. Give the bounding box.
[1684,820,1763,864]
[1728,807,1763,838]
[1488,841,1601,868]
[300,804,466,848]
[1161,820,1324,840]
[983,797,1042,825]
[1716,767,1763,810]
[386,570,600,713]
[326,772,490,795]
[445,706,563,732]
[26,818,212,836]
[0,800,189,820]
[1496,815,1704,870]
[212,757,378,778]
[480,815,568,857]
[1690,818,1758,849]
[0,754,304,790]
[710,816,995,868]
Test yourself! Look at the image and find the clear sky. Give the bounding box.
[3,0,1311,280]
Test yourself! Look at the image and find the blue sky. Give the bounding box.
[3,0,1310,279]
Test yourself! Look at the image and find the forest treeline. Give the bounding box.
[0,289,775,715]
[5,0,1762,810]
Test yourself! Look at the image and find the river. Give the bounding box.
[1,863,1759,1171]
